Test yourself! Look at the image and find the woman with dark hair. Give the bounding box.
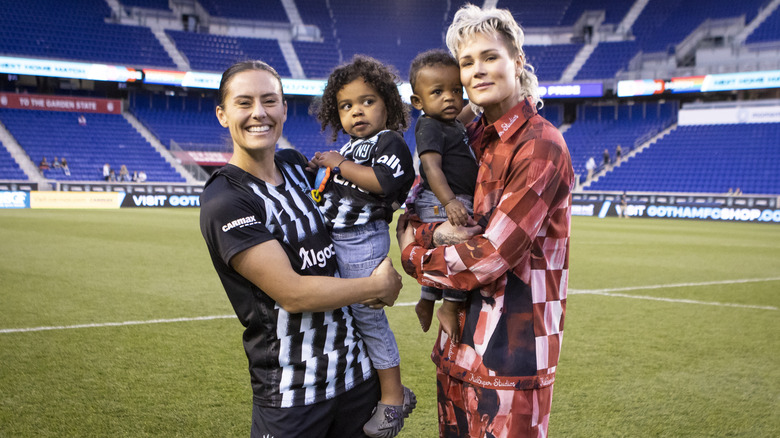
[199,60,403,438]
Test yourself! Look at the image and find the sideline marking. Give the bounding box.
[0,315,236,334]
[2,278,777,334]
[569,277,780,310]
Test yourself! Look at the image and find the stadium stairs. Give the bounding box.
[0,124,44,185]
[580,124,677,191]
[122,112,199,184]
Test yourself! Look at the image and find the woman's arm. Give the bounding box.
[232,239,402,314]
[399,139,570,292]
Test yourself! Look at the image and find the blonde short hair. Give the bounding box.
[445,4,542,108]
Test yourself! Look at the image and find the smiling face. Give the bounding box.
[457,32,523,123]
[216,69,287,160]
[410,65,464,122]
[336,78,388,139]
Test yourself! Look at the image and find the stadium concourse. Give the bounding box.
[0,0,779,220]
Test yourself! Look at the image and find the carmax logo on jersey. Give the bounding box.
[222,215,258,232]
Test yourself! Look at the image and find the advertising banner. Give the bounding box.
[617,70,780,97]
[0,92,121,114]
[30,191,123,208]
[0,56,141,82]
[0,191,30,209]
[172,150,232,166]
[678,104,780,125]
[121,193,201,208]
[572,198,780,223]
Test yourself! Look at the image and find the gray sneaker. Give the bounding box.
[363,386,417,438]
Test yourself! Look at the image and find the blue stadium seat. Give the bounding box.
[0,109,185,183]
[589,123,780,194]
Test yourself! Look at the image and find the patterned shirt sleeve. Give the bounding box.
[401,132,570,292]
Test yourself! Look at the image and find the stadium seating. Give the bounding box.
[119,0,171,11]
[632,0,766,54]
[575,41,639,80]
[565,102,677,178]
[559,0,634,26]
[0,142,28,181]
[129,92,227,151]
[745,5,780,44]
[498,0,633,27]
[588,123,780,195]
[0,109,185,183]
[198,0,289,23]
[0,0,175,68]
[292,0,342,79]
[326,1,470,80]
[166,31,291,75]
[526,44,583,82]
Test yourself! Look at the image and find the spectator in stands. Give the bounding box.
[61,157,71,176]
[615,144,623,162]
[619,191,628,218]
[52,157,61,169]
[109,169,117,182]
[311,54,416,438]
[137,171,147,182]
[200,60,402,438]
[39,157,50,171]
[603,148,610,166]
[585,156,596,180]
[103,163,111,181]
[78,114,87,126]
[734,187,742,196]
[406,49,478,336]
[119,165,131,182]
[397,4,573,438]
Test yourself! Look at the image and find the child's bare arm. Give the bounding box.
[419,152,468,226]
[312,150,383,194]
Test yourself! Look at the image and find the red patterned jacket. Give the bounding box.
[401,98,574,390]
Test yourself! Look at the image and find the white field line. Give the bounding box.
[0,315,236,334]
[1,278,777,334]
[569,277,780,310]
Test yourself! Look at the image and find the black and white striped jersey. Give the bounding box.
[200,149,373,407]
[319,130,415,230]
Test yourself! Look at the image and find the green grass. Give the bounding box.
[1,210,778,437]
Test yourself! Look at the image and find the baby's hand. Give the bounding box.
[312,150,344,169]
[437,300,461,343]
[445,199,469,227]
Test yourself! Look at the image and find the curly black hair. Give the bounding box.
[311,55,409,142]
[408,49,459,94]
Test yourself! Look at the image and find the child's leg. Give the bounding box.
[416,286,443,332]
[330,223,406,401]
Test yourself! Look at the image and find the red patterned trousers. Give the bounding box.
[436,370,554,438]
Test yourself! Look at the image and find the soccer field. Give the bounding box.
[1,209,778,437]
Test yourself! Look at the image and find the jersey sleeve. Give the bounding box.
[200,179,275,268]
[415,117,445,157]
[372,130,415,202]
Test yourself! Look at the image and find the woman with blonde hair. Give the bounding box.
[398,4,574,437]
